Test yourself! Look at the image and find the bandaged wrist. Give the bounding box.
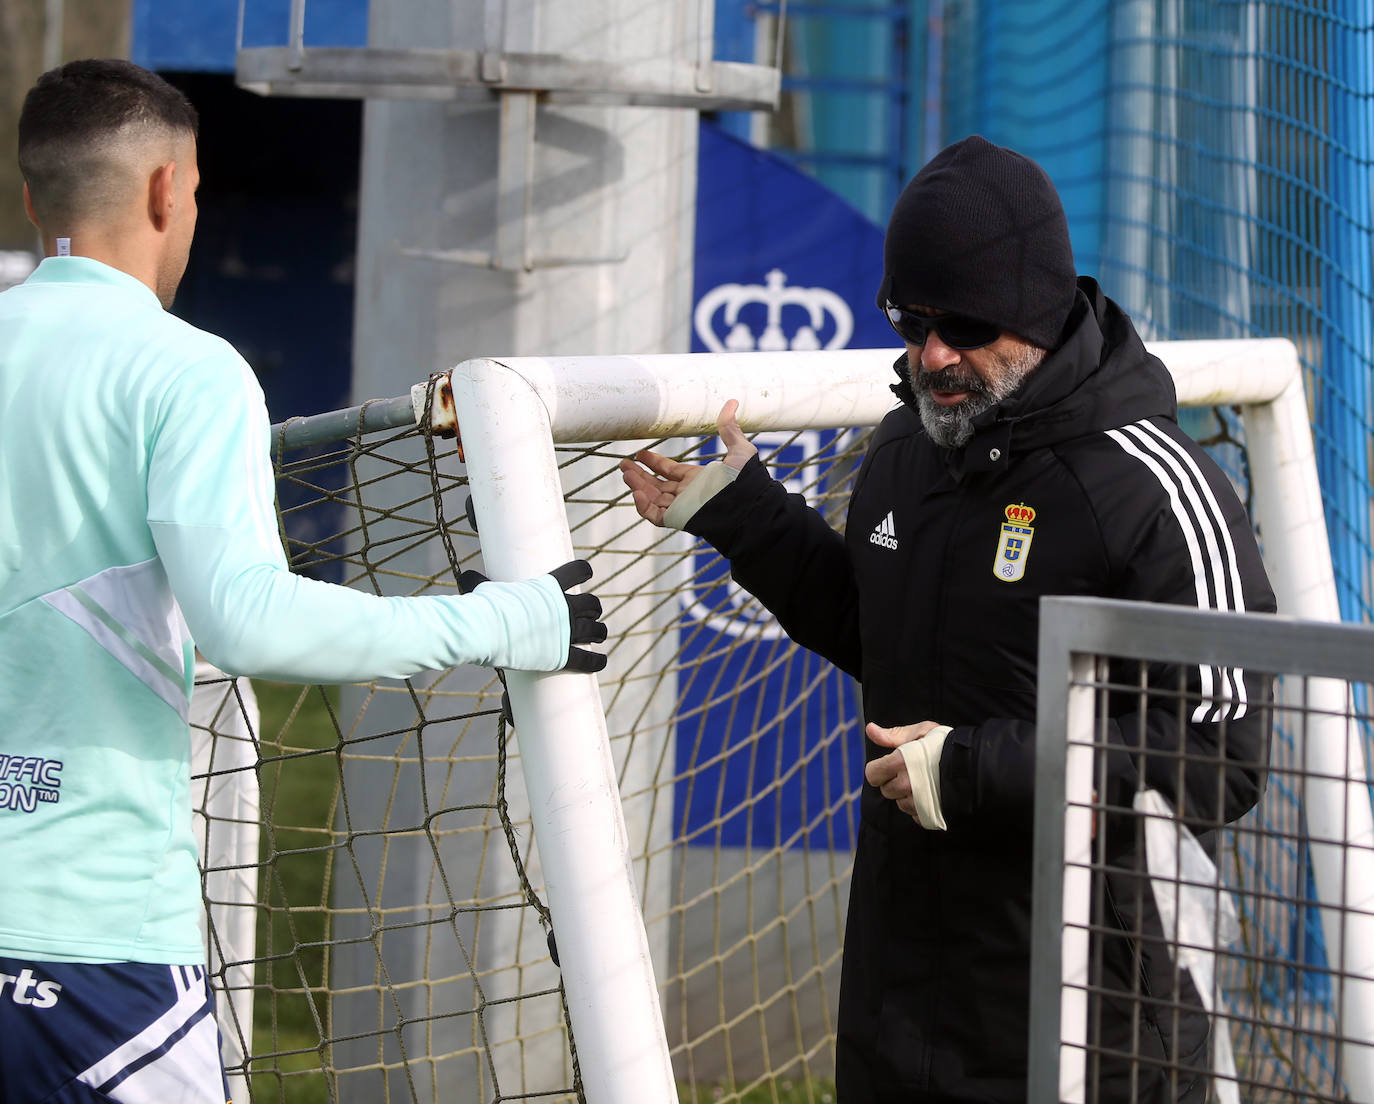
[662,460,740,531]
[896,726,952,830]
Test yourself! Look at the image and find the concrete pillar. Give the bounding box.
[331,2,704,1098]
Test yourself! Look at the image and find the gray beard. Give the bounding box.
[913,345,1045,449]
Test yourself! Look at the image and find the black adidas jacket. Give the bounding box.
[685,278,1277,1103]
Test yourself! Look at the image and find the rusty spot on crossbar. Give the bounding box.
[424,376,464,461]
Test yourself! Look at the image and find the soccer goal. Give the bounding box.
[188,338,1354,1103]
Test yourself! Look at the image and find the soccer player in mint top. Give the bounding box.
[622,136,1277,1102]
[0,59,606,1103]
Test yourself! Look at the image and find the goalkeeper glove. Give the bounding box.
[459,559,608,673]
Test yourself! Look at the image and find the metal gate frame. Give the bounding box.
[1032,595,1374,1104]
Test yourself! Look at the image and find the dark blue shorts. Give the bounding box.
[0,957,231,1103]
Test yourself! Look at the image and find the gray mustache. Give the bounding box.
[915,368,987,395]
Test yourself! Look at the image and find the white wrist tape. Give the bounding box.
[662,460,740,531]
[896,725,952,830]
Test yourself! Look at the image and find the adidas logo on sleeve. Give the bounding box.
[869,511,899,550]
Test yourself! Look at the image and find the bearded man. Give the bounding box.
[620,135,1276,1103]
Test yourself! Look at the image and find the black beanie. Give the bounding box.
[877,135,1077,349]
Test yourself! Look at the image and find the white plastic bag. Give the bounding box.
[1135,788,1241,1104]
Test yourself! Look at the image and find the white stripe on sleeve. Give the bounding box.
[1106,421,1248,721]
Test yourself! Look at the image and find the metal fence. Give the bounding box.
[1032,596,1374,1103]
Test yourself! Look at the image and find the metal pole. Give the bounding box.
[921,0,944,165]
[1029,643,1096,1104]
[43,0,63,70]
[288,0,306,68]
[1104,0,1156,332]
[342,2,707,1096]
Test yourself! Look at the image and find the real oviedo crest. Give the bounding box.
[994,503,1036,582]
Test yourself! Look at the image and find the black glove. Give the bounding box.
[458,558,608,673]
[548,559,609,672]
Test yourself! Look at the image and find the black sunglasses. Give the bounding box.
[882,302,1001,351]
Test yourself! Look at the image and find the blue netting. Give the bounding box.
[940,0,1373,627]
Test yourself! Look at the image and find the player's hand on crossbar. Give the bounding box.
[458,559,608,673]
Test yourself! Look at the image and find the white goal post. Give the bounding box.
[396,338,1357,1104]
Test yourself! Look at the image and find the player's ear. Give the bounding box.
[21,181,38,230]
[148,160,177,231]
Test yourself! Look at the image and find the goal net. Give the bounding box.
[188,340,1345,1103]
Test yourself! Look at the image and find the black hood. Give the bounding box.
[891,276,1178,473]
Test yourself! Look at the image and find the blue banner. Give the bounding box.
[679,122,890,850]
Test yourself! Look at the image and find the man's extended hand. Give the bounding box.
[864,721,946,824]
[618,399,757,527]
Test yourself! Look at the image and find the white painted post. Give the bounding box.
[448,358,677,1104]
[1241,356,1374,1102]
[1058,653,1099,1104]
[189,666,261,1104]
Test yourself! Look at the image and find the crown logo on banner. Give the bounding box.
[693,269,855,353]
[1005,503,1037,525]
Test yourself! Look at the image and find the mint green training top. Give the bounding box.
[0,257,573,964]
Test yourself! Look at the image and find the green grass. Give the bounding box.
[247,680,340,1104]
[240,681,837,1104]
[678,1080,837,1104]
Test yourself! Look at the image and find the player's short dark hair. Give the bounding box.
[18,58,199,227]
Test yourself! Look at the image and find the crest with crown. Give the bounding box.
[694,269,854,353]
[1005,503,1037,525]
